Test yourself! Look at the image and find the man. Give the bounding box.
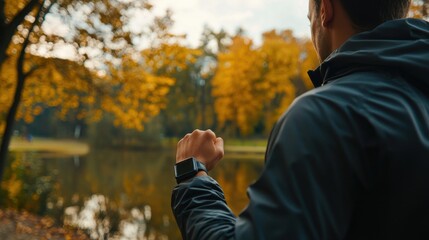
[172,0,429,239]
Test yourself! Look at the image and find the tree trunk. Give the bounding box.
[0,25,11,67]
[0,58,27,182]
[0,0,46,182]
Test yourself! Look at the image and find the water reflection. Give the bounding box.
[2,149,264,239]
[63,194,160,239]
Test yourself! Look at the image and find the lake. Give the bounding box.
[2,148,265,239]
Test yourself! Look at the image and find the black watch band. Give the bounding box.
[174,157,207,184]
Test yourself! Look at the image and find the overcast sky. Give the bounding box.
[147,0,311,47]
[44,0,311,59]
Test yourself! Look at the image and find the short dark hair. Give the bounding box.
[313,0,411,31]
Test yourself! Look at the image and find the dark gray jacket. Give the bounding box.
[172,18,429,240]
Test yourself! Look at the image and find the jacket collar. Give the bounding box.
[307,69,323,88]
[307,49,338,88]
[307,19,429,89]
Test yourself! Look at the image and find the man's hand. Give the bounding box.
[176,129,224,171]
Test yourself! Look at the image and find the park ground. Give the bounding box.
[0,209,89,240]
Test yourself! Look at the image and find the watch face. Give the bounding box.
[175,158,197,178]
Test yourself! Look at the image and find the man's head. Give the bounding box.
[308,0,411,61]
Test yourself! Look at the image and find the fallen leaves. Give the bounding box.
[0,209,90,240]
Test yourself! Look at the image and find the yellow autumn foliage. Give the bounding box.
[212,30,316,136]
[0,51,179,132]
[106,56,176,131]
[3,0,26,20]
[409,0,429,19]
[259,30,300,129]
[0,54,95,124]
[143,43,201,75]
[212,36,264,136]
[0,5,202,134]
[1,0,182,135]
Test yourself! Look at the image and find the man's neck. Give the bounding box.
[329,1,359,52]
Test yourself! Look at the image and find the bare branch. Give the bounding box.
[18,0,46,88]
[18,0,57,79]
[41,0,57,22]
[24,64,40,78]
[9,0,40,29]
[20,0,56,78]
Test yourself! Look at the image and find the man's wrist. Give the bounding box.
[196,171,208,177]
[174,157,208,184]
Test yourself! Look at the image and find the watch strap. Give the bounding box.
[195,160,207,173]
[175,157,207,184]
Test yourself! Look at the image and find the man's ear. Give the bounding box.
[320,0,334,28]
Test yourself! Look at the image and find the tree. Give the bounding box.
[211,30,313,137]
[0,0,54,182]
[197,26,231,130]
[259,30,300,131]
[0,0,41,66]
[212,36,265,136]
[410,0,429,20]
[143,12,203,137]
[105,54,176,132]
[0,0,176,181]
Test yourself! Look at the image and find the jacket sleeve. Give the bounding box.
[172,93,367,240]
[172,176,237,240]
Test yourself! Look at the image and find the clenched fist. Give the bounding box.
[176,129,224,172]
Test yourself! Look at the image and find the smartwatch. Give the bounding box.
[174,157,207,184]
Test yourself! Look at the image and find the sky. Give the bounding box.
[145,0,311,47]
[42,0,311,59]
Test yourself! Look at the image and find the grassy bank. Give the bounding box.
[8,137,267,157]
[163,137,267,147]
[9,137,89,156]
